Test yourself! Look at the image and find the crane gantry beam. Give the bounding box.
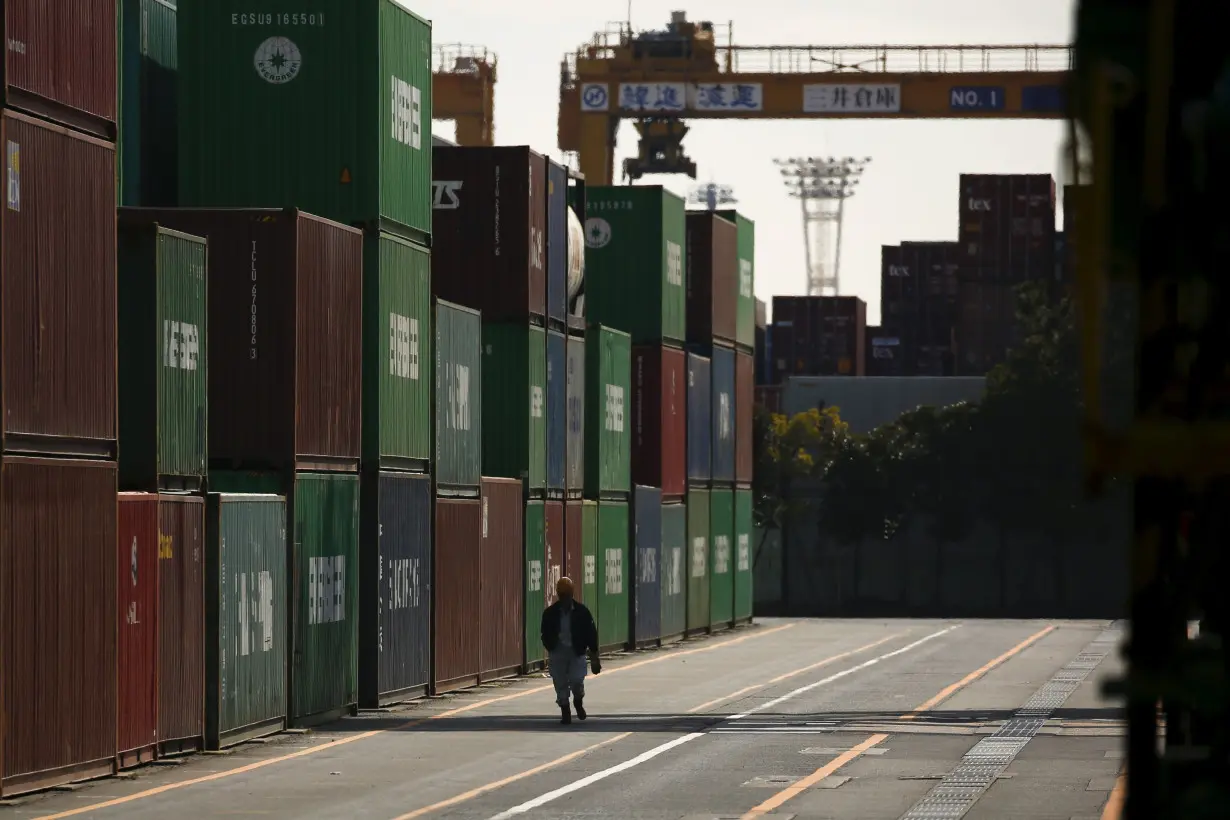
[433,44,498,146]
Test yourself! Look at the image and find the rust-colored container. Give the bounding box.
[2,110,116,458]
[735,351,754,484]
[2,0,118,138]
[631,345,687,499]
[479,478,524,681]
[433,496,483,693]
[545,500,564,607]
[431,146,548,322]
[957,174,1056,281]
[564,500,584,604]
[157,494,205,755]
[1,457,117,796]
[685,212,738,345]
[116,493,159,769]
[119,208,363,472]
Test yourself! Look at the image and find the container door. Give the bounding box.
[734,488,754,622]
[686,489,711,633]
[709,489,735,629]
[564,500,584,601]
[597,500,630,651]
[581,501,599,611]
[547,331,567,493]
[158,494,206,749]
[565,335,585,493]
[711,346,736,482]
[377,472,432,698]
[545,501,564,607]
[631,487,662,646]
[480,480,525,679]
[156,230,208,482]
[686,354,712,482]
[433,498,482,692]
[118,494,159,764]
[660,502,687,640]
[524,501,547,668]
[435,302,483,491]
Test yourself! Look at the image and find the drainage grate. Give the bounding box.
[896,627,1119,820]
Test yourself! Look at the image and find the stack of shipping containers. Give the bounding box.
[563,183,592,615]
[769,295,867,382]
[879,242,959,376]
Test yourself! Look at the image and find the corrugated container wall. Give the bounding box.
[660,502,687,641]
[956,282,1020,375]
[565,333,585,495]
[709,488,735,629]
[431,147,546,321]
[291,473,360,724]
[687,354,712,482]
[564,500,584,602]
[2,0,117,137]
[546,500,564,608]
[715,210,756,350]
[157,493,205,753]
[631,346,687,498]
[2,112,116,457]
[584,325,632,498]
[546,331,567,494]
[957,174,1056,282]
[631,487,662,647]
[436,300,483,493]
[359,472,431,707]
[580,500,599,607]
[119,0,178,206]
[733,488,753,622]
[1,458,117,793]
[178,0,434,243]
[584,186,686,345]
[119,208,363,471]
[481,324,546,493]
[524,501,546,669]
[686,488,711,634]
[769,296,866,379]
[480,479,524,680]
[711,346,736,483]
[364,233,432,471]
[597,500,630,651]
[734,351,754,484]
[685,212,737,345]
[118,224,208,490]
[546,160,569,326]
[433,497,482,693]
[205,494,287,750]
[117,493,159,768]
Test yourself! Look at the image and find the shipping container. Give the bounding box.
[157,493,206,755]
[546,500,564,610]
[2,112,117,458]
[119,0,178,206]
[631,345,687,499]
[433,497,482,693]
[734,488,753,623]
[581,500,599,609]
[734,351,754,484]
[955,282,1019,375]
[2,0,117,138]
[364,233,433,472]
[584,186,686,345]
[957,174,1056,280]
[359,471,431,707]
[585,325,632,498]
[769,295,867,380]
[714,210,755,351]
[291,473,360,726]
[546,330,567,495]
[711,346,736,484]
[631,487,662,648]
[597,500,630,652]
[685,488,711,635]
[687,353,713,482]
[684,212,738,345]
[205,493,287,750]
[480,323,546,493]
[865,325,907,378]
[178,0,433,243]
[564,499,584,603]
[436,300,484,494]
[1,457,117,795]
[120,208,363,472]
[709,488,735,630]
[431,146,547,321]
[118,223,208,491]
[546,159,569,327]
[881,242,960,371]
[117,493,159,769]
[524,500,546,670]
[660,502,687,643]
[479,478,524,680]
[565,333,585,496]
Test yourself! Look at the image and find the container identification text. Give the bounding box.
[666,241,682,286]
[232,13,325,26]
[250,242,259,359]
[391,76,423,149]
[739,260,753,298]
[737,534,750,572]
[691,536,707,577]
[527,559,542,593]
[236,570,275,656]
[164,320,201,370]
[307,555,346,625]
[666,546,683,595]
[445,363,472,431]
[386,557,419,611]
[432,180,462,209]
[639,546,658,585]
[717,393,732,441]
[604,384,625,433]
[583,554,597,587]
[530,385,545,419]
[389,313,419,380]
[714,535,731,575]
[604,548,623,594]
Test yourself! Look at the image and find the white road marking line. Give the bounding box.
[484,624,961,820]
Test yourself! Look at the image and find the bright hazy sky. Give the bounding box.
[408,0,1076,326]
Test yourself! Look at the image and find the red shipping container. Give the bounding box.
[1,457,116,797]
[564,500,583,603]
[433,497,483,693]
[2,110,116,457]
[734,351,754,484]
[117,493,159,769]
[545,501,564,607]
[479,478,524,681]
[631,345,687,499]
[685,212,738,345]
[957,174,1056,280]
[119,208,363,472]
[157,494,205,755]
[3,0,118,138]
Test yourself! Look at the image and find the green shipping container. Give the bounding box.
[584,325,631,498]
[660,502,687,641]
[118,223,208,490]
[596,500,630,651]
[178,1,433,244]
[581,500,599,608]
[709,488,735,630]
[435,300,483,492]
[205,493,288,749]
[734,489,753,622]
[364,233,432,470]
[119,0,179,207]
[716,210,756,349]
[482,324,547,493]
[291,472,360,724]
[525,500,546,669]
[584,186,686,345]
[686,489,710,634]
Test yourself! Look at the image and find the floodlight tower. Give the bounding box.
[775,156,870,296]
[688,182,737,211]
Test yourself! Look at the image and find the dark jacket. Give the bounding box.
[541,599,599,656]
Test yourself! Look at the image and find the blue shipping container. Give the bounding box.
[565,334,585,494]
[711,346,736,483]
[631,485,662,646]
[547,329,567,492]
[687,353,712,482]
[546,160,569,326]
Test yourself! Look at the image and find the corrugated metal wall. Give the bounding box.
[480,479,524,680]
[481,324,546,492]
[158,493,205,752]
[564,500,584,603]
[433,497,482,693]
[545,501,564,609]
[581,501,599,609]
[685,212,738,345]
[711,346,736,483]
[686,354,712,482]
[585,325,632,498]
[546,330,567,494]
[686,488,711,635]
[117,493,159,767]
[660,502,687,641]
[715,210,756,351]
[565,334,585,495]
[524,501,546,669]
[119,0,179,207]
[631,346,686,499]
[734,489,754,623]
[631,487,662,647]
[435,300,483,492]
[734,351,754,484]
[546,160,569,326]
[709,489,735,630]
[597,500,630,652]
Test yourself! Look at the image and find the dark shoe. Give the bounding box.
[574,698,587,721]
[560,704,572,725]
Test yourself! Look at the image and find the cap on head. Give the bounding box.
[556,576,575,599]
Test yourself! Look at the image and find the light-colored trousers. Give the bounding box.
[548,649,588,707]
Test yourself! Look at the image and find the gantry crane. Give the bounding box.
[433,44,498,146]
[557,12,1071,185]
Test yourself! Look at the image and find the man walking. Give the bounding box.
[541,577,601,725]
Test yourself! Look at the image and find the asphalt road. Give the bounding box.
[0,618,1126,820]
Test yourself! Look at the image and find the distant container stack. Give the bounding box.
[770,295,867,382]
[880,242,959,376]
